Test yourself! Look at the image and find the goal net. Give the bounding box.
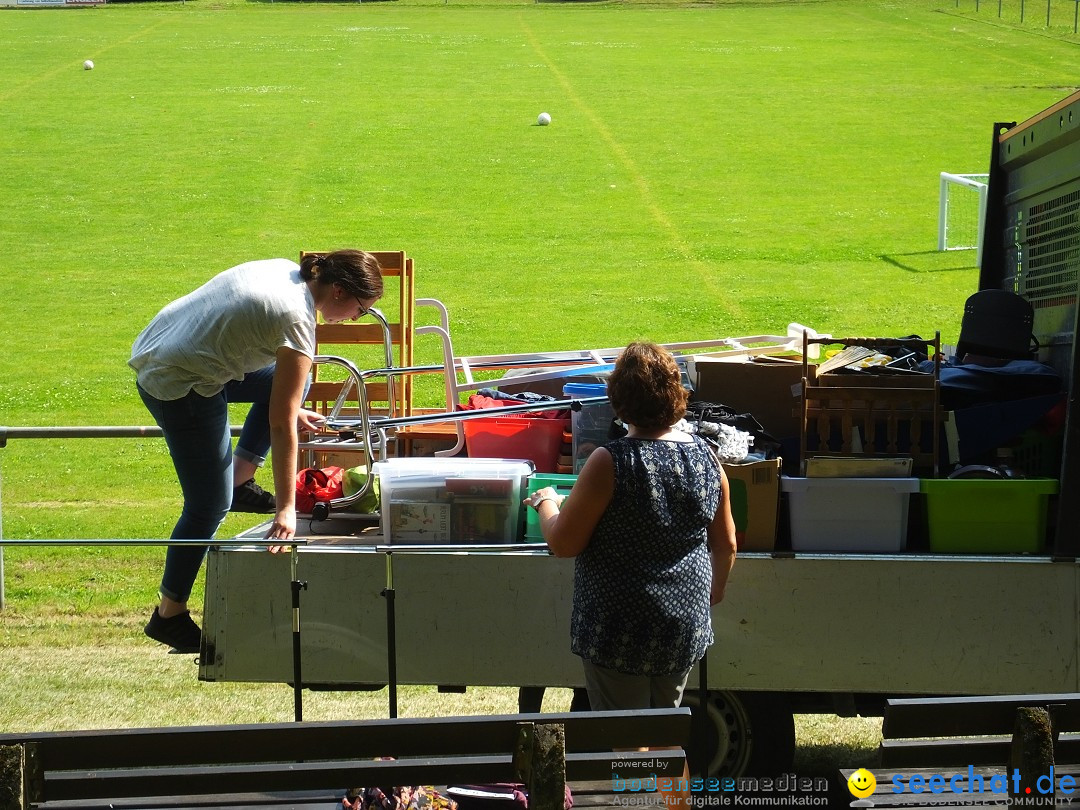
[938,172,989,264]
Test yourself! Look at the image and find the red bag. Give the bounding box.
[295,466,344,513]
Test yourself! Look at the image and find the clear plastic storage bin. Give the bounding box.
[373,457,534,544]
[564,383,614,473]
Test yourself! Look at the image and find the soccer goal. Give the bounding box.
[938,172,989,266]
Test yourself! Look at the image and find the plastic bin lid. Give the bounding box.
[563,382,609,396]
[920,477,1058,494]
[781,476,920,492]
[373,457,535,476]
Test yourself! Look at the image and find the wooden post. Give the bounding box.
[0,744,22,810]
[513,721,566,810]
[1008,706,1055,807]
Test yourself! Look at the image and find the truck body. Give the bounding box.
[198,90,1080,777]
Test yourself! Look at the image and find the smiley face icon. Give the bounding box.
[847,768,877,799]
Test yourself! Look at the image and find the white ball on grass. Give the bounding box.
[83,60,95,70]
[537,112,551,126]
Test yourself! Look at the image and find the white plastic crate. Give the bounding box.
[782,477,919,552]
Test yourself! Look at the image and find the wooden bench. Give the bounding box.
[840,694,1080,808]
[879,693,1080,769]
[0,708,690,810]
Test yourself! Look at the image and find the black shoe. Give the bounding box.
[231,478,276,513]
[144,609,201,654]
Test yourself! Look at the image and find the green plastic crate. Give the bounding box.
[525,472,578,542]
[920,478,1059,553]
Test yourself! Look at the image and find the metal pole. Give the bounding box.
[0,538,289,546]
[382,550,398,719]
[696,655,709,779]
[0,425,242,441]
[0,425,242,608]
[0,466,4,611]
[1047,0,1052,27]
[1022,0,1026,23]
[1074,0,1078,34]
[290,545,308,723]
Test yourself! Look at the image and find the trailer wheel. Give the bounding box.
[680,690,795,778]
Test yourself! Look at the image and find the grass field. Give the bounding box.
[0,0,1077,780]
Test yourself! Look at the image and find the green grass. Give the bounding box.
[0,0,1075,774]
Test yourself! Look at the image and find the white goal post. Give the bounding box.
[938,172,989,267]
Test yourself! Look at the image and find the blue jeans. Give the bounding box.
[137,366,275,603]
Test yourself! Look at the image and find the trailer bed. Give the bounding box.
[199,518,1078,696]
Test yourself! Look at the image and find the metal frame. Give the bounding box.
[979,89,1080,558]
[298,298,829,516]
[413,300,829,457]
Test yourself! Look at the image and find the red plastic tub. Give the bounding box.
[463,417,569,473]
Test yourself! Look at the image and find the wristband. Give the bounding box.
[532,495,560,510]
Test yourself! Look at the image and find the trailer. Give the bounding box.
[198,89,1080,777]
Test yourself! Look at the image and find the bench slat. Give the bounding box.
[880,733,1080,769]
[12,710,689,808]
[5,709,690,773]
[43,750,684,803]
[882,694,1080,739]
[44,755,518,803]
[36,789,341,810]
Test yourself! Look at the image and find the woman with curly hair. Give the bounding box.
[527,340,737,712]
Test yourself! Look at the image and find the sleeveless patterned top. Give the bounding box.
[570,434,720,676]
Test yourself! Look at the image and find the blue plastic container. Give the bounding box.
[563,383,614,473]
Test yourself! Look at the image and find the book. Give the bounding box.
[387,501,452,542]
[451,498,512,543]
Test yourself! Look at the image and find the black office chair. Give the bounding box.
[955,289,1038,362]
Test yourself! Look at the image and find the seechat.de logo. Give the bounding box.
[847,768,878,799]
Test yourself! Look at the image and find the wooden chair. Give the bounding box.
[800,333,942,477]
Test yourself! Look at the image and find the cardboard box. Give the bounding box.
[722,459,781,551]
[689,357,813,441]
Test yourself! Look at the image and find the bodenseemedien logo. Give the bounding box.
[847,768,877,800]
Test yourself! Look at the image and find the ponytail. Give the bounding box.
[300,249,384,301]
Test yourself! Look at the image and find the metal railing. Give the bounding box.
[0,425,244,610]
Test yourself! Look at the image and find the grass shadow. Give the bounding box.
[880,250,979,273]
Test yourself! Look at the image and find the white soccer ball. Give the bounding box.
[537,112,551,126]
[83,60,95,70]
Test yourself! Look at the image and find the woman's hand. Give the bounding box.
[297,408,326,432]
[266,506,298,553]
[524,486,565,510]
